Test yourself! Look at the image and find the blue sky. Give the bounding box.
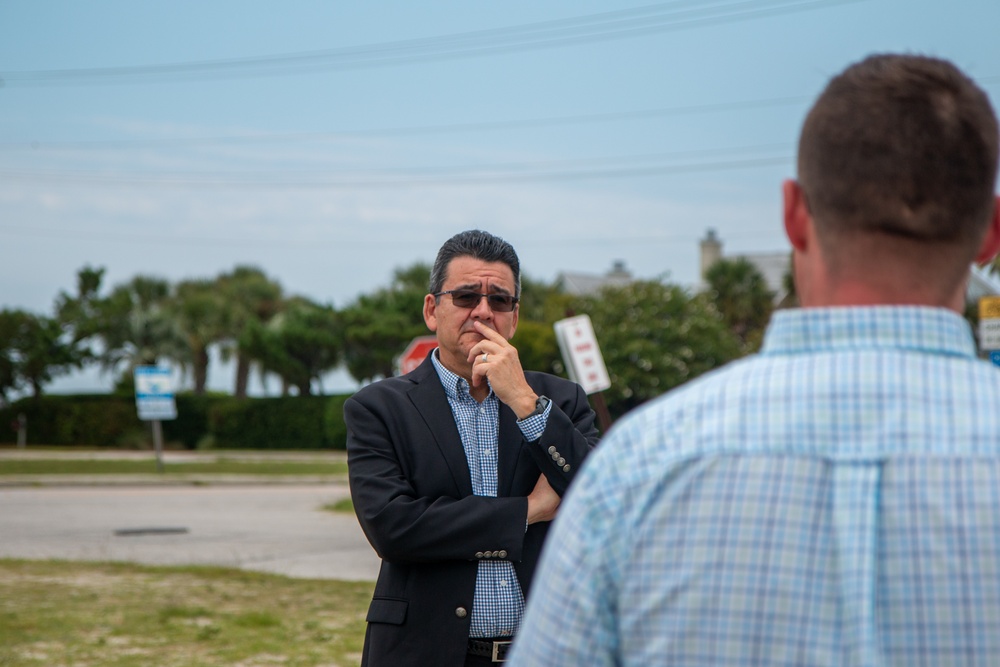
[2,0,999,394]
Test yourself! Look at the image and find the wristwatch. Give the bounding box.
[524,395,550,419]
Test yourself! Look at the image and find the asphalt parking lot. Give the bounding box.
[0,479,381,581]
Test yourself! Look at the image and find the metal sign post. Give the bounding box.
[133,366,177,474]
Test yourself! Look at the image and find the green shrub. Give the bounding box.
[0,392,354,450]
[0,395,142,446]
[324,394,351,451]
[208,396,329,449]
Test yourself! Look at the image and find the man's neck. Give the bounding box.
[800,279,967,313]
[434,350,490,403]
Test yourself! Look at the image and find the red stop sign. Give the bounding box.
[398,335,438,375]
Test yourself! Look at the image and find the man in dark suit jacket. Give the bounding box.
[345,229,600,666]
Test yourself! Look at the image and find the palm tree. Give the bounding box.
[240,297,342,395]
[340,264,429,383]
[56,273,188,386]
[171,279,227,394]
[214,266,284,397]
[704,258,775,351]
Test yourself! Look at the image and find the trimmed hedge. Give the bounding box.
[0,392,353,450]
[209,396,328,449]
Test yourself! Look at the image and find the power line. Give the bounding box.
[0,222,780,250]
[0,143,794,189]
[0,0,864,87]
[0,96,813,152]
[3,76,994,152]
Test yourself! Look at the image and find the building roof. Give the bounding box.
[556,261,634,296]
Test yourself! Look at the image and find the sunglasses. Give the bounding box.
[434,290,519,313]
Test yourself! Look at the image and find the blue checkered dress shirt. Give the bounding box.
[511,306,1000,666]
[431,352,549,639]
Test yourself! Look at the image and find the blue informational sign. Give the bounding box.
[134,366,177,421]
[990,350,1000,368]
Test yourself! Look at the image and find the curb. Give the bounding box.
[0,475,349,488]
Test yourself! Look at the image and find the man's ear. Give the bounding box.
[973,195,1000,265]
[783,179,811,252]
[423,294,438,332]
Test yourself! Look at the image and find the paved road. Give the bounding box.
[0,483,381,581]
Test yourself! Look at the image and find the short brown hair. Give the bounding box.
[798,54,998,250]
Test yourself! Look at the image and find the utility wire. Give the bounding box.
[0,221,778,250]
[3,76,993,152]
[0,96,812,152]
[0,143,794,189]
[0,0,864,86]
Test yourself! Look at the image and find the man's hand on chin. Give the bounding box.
[467,321,537,418]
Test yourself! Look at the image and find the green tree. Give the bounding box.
[576,279,742,419]
[170,278,227,394]
[510,275,569,375]
[340,264,430,383]
[54,265,106,337]
[779,253,799,309]
[0,312,18,404]
[215,266,284,397]
[240,297,342,396]
[98,276,184,372]
[704,258,775,351]
[57,270,185,384]
[0,309,88,401]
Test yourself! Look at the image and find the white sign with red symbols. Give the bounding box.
[397,335,439,375]
[554,314,611,395]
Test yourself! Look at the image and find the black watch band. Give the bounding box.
[526,395,551,418]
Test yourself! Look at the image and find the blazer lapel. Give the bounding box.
[406,355,474,497]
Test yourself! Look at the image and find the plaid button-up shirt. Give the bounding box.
[432,352,549,639]
[512,306,1000,666]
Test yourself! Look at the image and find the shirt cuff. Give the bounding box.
[516,400,552,442]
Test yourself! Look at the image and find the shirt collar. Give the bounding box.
[761,305,978,359]
[430,349,494,400]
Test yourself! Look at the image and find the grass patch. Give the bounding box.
[0,459,348,476]
[322,497,355,514]
[0,558,371,667]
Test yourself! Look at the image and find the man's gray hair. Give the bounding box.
[428,230,521,297]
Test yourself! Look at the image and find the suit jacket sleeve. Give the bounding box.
[346,388,531,565]
[522,373,601,497]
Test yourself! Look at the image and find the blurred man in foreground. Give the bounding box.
[511,54,1000,666]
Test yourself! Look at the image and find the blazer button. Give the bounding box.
[562,464,571,472]
[475,552,484,559]
[455,607,468,618]
[557,457,566,466]
[551,451,561,461]
[498,550,507,558]
[547,446,557,455]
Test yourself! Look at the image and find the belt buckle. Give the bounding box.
[491,640,512,663]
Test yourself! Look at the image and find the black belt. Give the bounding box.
[468,637,513,662]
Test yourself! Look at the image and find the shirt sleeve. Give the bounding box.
[515,398,551,442]
[508,436,627,666]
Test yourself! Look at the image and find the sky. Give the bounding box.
[2,0,999,395]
